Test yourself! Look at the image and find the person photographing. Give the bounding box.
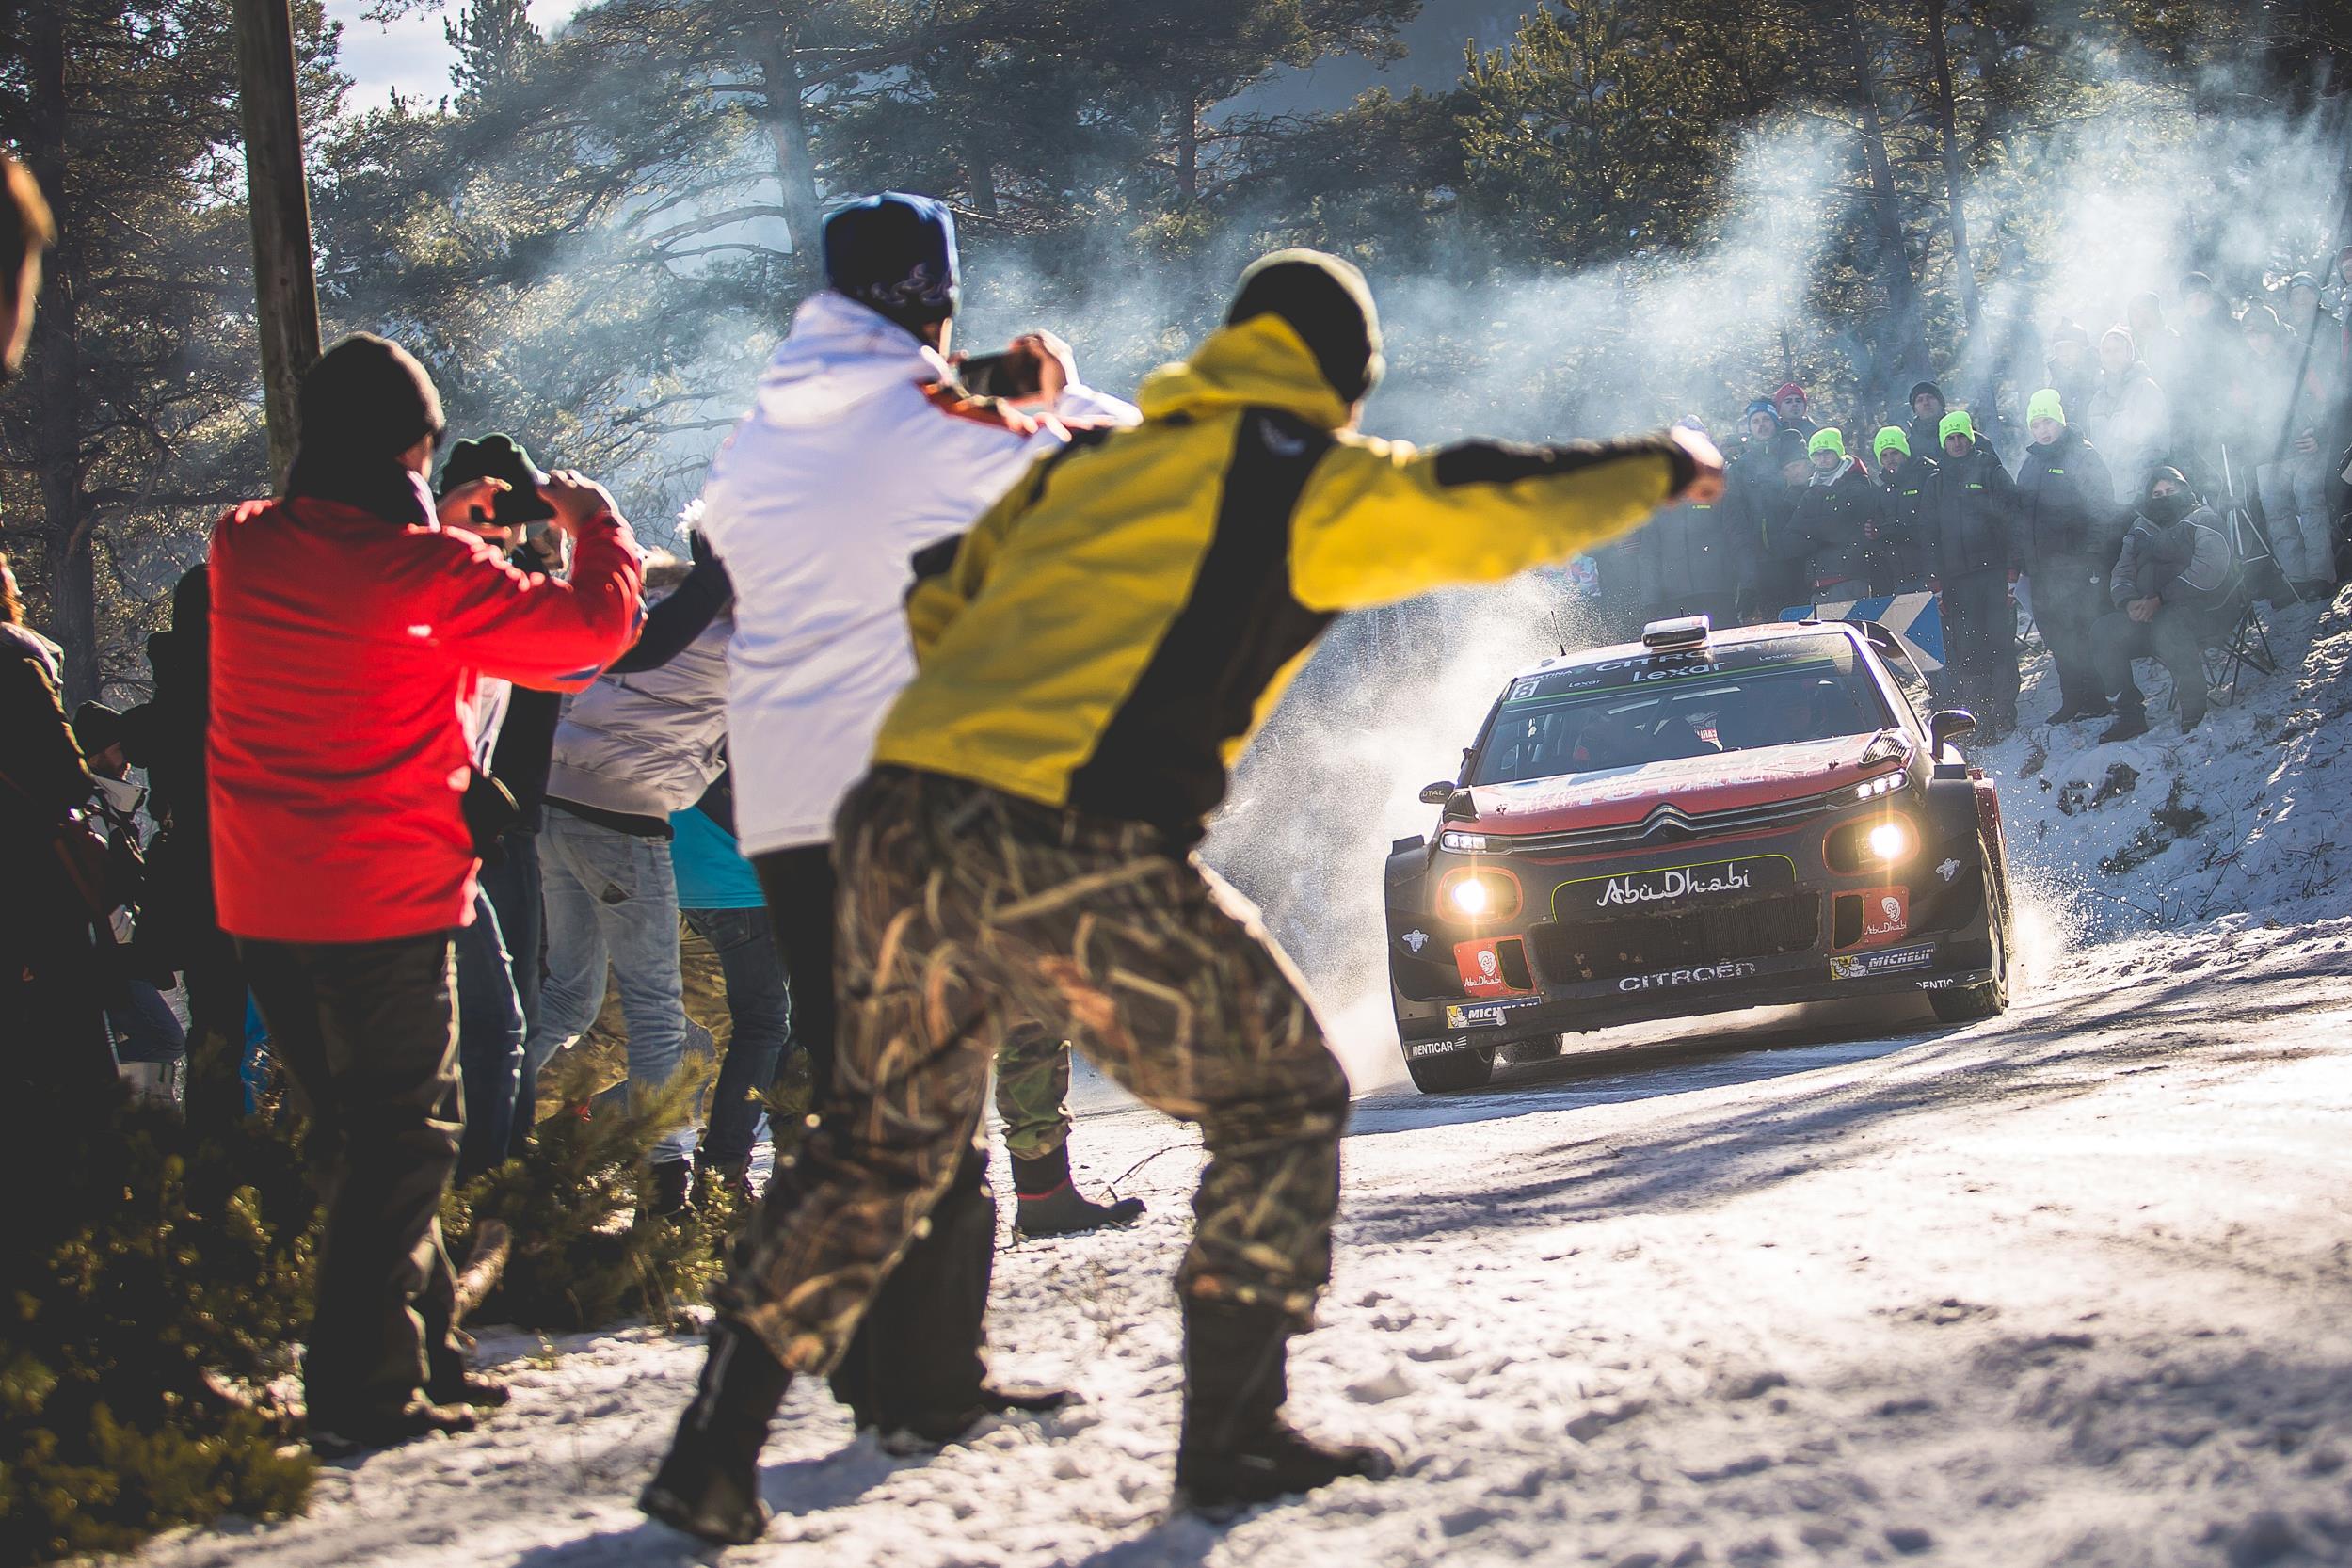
[208,334,646,1451]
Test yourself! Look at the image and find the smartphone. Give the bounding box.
[959,347,1043,401]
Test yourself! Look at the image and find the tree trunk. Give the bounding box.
[1174,85,1199,202]
[1842,0,1928,402]
[756,32,823,269]
[968,156,998,218]
[1924,0,1981,337]
[24,2,94,704]
[232,0,324,488]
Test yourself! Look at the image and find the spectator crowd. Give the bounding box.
[1602,265,2351,743]
[2,133,2345,1544]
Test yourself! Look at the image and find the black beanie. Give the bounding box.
[298,333,443,460]
[1226,248,1384,403]
[823,192,960,335]
[1909,381,1943,406]
[440,433,554,528]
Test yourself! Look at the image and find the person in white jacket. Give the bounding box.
[686,192,1137,1447]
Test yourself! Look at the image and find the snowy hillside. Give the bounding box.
[133,587,2352,1568]
[1976,586,2352,943]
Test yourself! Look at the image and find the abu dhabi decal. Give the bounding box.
[1559,855,1796,917]
[1446,997,1543,1031]
[1616,960,1759,993]
[1453,939,1529,997]
[1859,887,1909,943]
[1830,941,1936,979]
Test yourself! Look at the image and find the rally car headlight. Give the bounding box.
[1826,813,1917,872]
[1852,769,1907,801]
[1440,830,1488,852]
[1438,867,1521,921]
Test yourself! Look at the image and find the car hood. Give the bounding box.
[1467,733,1905,835]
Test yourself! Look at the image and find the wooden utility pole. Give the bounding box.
[232,0,323,487]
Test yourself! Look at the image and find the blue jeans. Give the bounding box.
[108,978,188,1065]
[454,888,525,1178]
[681,905,795,1168]
[522,808,696,1164]
[481,825,546,1158]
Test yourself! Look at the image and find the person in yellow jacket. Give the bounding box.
[641,250,1725,1543]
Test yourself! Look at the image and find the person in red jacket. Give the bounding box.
[208,334,646,1452]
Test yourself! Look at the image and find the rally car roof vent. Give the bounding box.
[1641,614,1711,649]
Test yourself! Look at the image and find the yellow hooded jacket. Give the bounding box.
[875,312,1691,832]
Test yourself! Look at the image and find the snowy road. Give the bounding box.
[145,911,2352,1568]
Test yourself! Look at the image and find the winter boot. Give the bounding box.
[645,1158,693,1218]
[640,1320,792,1545]
[691,1155,756,1212]
[2099,705,2149,744]
[1012,1145,1145,1238]
[1173,1299,1394,1515]
[425,1338,512,1411]
[308,1399,477,1458]
[831,1142,1074,1443]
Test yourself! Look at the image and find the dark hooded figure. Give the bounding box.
[2092,467,2242,742]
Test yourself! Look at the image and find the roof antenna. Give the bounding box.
[1547,609,1570,656]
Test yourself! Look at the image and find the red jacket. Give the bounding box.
[208,495,645,942]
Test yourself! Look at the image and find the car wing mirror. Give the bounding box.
[1418,779,1458,805]
[1928,709,1976,757]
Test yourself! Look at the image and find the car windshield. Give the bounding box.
[1469,636,1891,786]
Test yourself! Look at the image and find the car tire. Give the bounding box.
[1930,856,2010,1024]
[1406,1048,1496,1094]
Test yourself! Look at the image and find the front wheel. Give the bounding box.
[1405,1047,1495,1094]
[1931,861,2010,1023]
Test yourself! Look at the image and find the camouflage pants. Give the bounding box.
[718,767,1351,1375]
[993,1024,1071,1162]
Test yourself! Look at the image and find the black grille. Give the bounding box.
[1482,784,1857,855]
[1528,892,1822,984]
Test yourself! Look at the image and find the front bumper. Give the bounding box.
[1394,944,1996,1063]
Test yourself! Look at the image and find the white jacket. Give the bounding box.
[696,290,1137,855]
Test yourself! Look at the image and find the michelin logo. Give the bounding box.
[1617,960,1758,992]
[1446,998,1541,1030]
[1831,941,1936,979]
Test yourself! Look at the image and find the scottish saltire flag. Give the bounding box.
[1778,590,1946,673]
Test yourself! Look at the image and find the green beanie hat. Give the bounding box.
[1808,426,1847,458]
[1872,425,1910,460]
[2027,388,2066,425]
[1938,409,1976,445]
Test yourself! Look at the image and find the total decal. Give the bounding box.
[1561,855,1795,914]
[1453,939,1528,997]
[1830,941,1936,979]
[1445,997,1543,1031]
[1617,960,1759,992]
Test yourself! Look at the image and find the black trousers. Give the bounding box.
[241,931,466,1420]
[2028,558,2107,712]
[750,842,994,1424]
[1942,569,2020,728]
[2093,607,2211,725]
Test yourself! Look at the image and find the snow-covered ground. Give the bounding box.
[141,589,2352,1568]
